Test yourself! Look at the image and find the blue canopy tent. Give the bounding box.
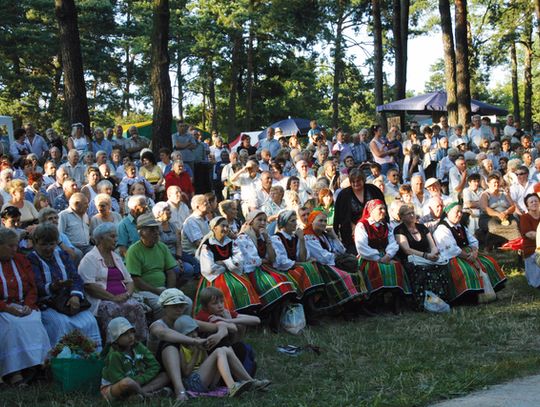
[376,91,508,116]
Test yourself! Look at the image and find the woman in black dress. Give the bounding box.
[333,168,385,254]
[394,204,449,309]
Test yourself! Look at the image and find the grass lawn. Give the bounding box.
[3,259,540,407]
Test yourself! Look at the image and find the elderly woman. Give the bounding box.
[304,211,365,312]
[140,151,164,194]
[218,199,241,239]
[519,194,540,287]
[355,200,411,313]
[78,223,148,341]
[27,223,101,348]
[90,193,123,233]
[194,216,260,315]
[479,173,520,249]
[272,210,325,322]
[87,180,121,217]
[394,204,449,309]
[2,179,39,228]
[118,162,154,200]
[153,201,197,281]
[334,168,385,254]
[0,228,51,385]
[235,211,297,330]
[67,123,89,155]
[434,202,506,303]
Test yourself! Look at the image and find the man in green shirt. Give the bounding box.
[126,212,192,318]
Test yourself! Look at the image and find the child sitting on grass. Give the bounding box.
[101,317,169,401]
[174,315,270,397]
[195,287,260,343]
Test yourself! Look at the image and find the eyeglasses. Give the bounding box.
[516,172,528,176]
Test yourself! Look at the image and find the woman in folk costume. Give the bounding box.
[355,199,411,314]
[0,228,51,385]
[194,216,260,315]
[271,210,325,323]
[27,223,101,349]
[235,210,297,331]
[303,210,366,312]
[433,202,506,303]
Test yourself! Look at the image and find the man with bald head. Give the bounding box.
[47,167,68,205]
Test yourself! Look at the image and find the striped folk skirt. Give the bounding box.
[447,252,506,301]
[248,265,298,310]
[358,258,412,295]
[285,261,325,299]
[194,272,261,315]
[316,263,366,310]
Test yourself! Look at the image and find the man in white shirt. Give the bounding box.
[58,192,91,254]
[255,171,273,209]
[503,114,517,137]
[509,165,535,215]
[257,127,280,158]
[448,157,468,200]
[181,195,210,256]
[60,150,86,187]
[230,159,261,217]
[296,160,317,196]
[166,185,191,230]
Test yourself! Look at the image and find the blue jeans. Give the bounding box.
[180,253,201,279]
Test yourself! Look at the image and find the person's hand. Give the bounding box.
[6,304,31,317]
[204,333,223,350]
[380,254,391,264]
[114,293,130,303]
[67,296,80,311]
[295,229,304,239]
[208,315,228,323]
[176,391,189,401]
[427,253,439,261]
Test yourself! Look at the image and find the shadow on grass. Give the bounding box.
[3,265,540,407]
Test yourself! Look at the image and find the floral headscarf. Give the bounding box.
[303,210,324,236]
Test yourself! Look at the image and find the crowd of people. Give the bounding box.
[1,115,539,399]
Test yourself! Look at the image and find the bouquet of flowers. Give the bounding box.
[50,329,99,360]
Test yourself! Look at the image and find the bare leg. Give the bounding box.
[224,347,252,381]
[141,372,170,393]
[161,346,187,399]
[105,378,141,401]
[196,348,234,388]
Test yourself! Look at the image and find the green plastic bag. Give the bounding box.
[51,358,104,393]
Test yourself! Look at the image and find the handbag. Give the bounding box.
[478,271,496,303]
[280,303,306,335]
[47,285,91,316]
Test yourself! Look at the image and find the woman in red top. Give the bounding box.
[164,160,194,199]
[0,228,51,385]
[519,193,540,287]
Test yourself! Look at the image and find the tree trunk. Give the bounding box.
[177,34,184,121]
[124,44,131,116]
[55,0,90,134]
[535,0,540,43]
[332,5,344,129]
[208,65,217,131]
[522,17,533,131]
[454,0,471,127]
[48,55,63,117]
[201,82,207,131]
[392,0,403,100]
[439,0,457,126]
[372,0,384,126]
[227,31,242,140]
[150,0,173,152]
[245,0,254,130]
[510,41,520,122]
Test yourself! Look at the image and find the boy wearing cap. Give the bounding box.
[101,317,169,401]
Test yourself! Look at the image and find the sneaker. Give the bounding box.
[228,381,252,397]
[252,379,271,391]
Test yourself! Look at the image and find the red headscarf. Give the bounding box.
[303,210,324,236]
[360,199,385,222]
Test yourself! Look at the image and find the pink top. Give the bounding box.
[106,267,127,295]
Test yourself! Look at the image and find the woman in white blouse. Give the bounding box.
[355,199,411,314]
[271,210,325,323]
[194,216,260,316]
[303,210,365,311]
[433,202,506,303]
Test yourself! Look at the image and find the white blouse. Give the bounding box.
[304,233,345,266]
[199,237,244,282]
[433,220,478,260]
[271,232,310,271]
[235,234,263,273]
[354,221,398,261]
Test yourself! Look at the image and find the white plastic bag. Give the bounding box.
[478,271,496,303]
[424,290,451,313]
[280,303,306,335]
